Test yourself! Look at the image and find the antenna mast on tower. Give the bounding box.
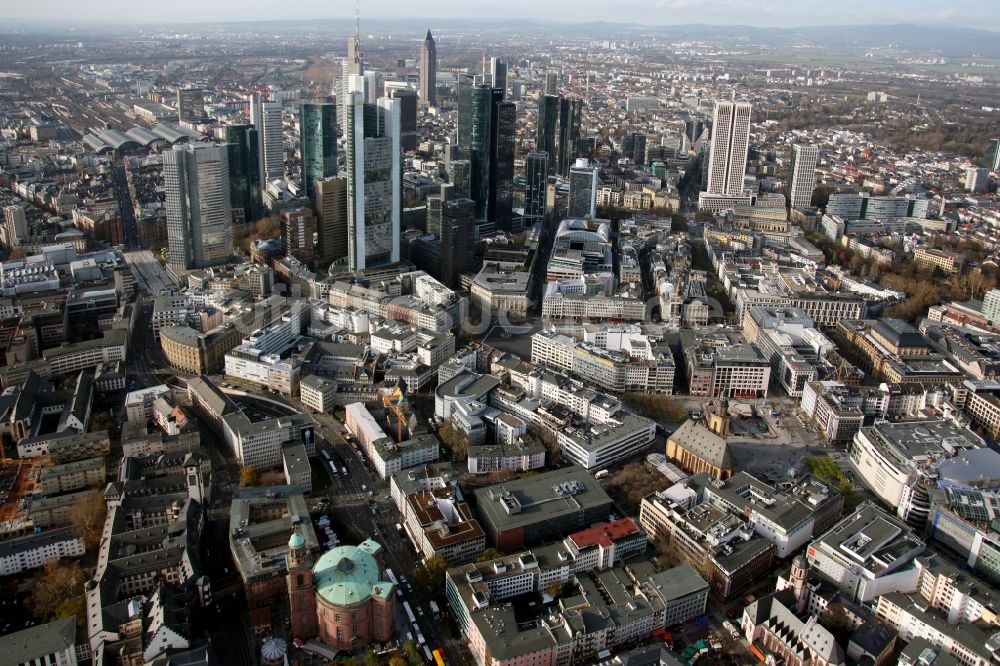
[354,0,362,66]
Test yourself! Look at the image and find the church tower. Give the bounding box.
[184,453,206,505]
[286,527,318,639]
[790,554,810,613]
[706,397,732,438]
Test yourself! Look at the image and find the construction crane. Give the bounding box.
[382,385,409,442]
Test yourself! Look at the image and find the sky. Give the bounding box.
[4,0,1000,31]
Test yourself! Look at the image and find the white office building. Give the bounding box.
[787,144,819,208]
[706,101,752,197]
[250,92,284,184]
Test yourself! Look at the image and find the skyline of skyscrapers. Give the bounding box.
[345,83,401,271]
[787,143,819,209]
[706,100,752,197]
[250,92,284,186]
[300,102,338,201]
[420,30,437,107]
[164,143,233,271]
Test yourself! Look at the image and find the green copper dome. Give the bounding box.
[313,542,385,607]
[288,531,306,549]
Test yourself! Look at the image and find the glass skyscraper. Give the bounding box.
[300,102,338,200]
[224,124,263,224]
[524,151,549,227]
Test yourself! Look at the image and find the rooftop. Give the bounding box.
[474,467,614,532]
[313,540,390,607]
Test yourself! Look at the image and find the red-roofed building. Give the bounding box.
[564,517,647,571]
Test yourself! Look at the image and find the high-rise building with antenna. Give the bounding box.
[344,79,401,271]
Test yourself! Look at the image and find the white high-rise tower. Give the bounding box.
[788,144,819,209]
[250,92,284,185]
[706,100,752,197]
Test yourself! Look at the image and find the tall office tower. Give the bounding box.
[966,167,989,194]
[281,206,316,266]
[163,143,233,271]
[224,124,263,224]
[684,118,705,149]
[568,159,598,219]
[364,71,383,104]
[345,88,401,271]
[250,92,284,185]
[426,182,453,237]
[556,98,583,177]
[315,176,348,266]
[787,144,819,208]
[419,30,437,107]
[536,94,559,172]
[986,139,1000,172]
[706,100,752,196]
[440,198,475,289]
[389,88,418,152]
[489,98,516,231]
[448,160,471,200]
[544,70,559,95]
[524,151,549,227]
[426,194,444,238]
[1,205,27,246]
[339,36,364,131]
[490,58,507,99]
[621,132,646,166]
[300,102,338,200]
[176,88,204,122]
[460,81,494,220]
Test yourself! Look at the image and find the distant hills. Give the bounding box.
[5,18,1000,59]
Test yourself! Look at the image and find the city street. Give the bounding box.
[310,412,466,663]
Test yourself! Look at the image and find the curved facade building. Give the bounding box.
[312,539,395,650]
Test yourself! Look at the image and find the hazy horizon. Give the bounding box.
[3,0,999,33]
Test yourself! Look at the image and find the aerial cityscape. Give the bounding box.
[1,6,1000,666]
